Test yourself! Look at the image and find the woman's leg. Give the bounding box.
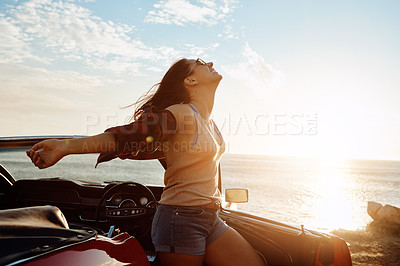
[204,227,265,266]
[152,205,212,265]
[158,252,204,266]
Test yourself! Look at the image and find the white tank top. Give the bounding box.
[159,103,225,206]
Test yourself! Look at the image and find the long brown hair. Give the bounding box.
[129,58,193,120]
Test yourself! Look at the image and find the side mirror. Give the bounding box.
[225,188,248,203]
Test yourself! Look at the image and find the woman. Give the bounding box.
[26,58,265,266]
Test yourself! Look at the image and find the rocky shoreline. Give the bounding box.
[332,220,400,266]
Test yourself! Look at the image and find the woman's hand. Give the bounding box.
[26,139,67,169]
[26,133,116,169]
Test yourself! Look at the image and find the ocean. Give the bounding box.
[1,151,400,233]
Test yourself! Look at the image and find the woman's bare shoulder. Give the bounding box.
[165,104,196,133]
[166,103,191,111]
[166,104,194,120]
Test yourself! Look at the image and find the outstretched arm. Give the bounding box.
[27,106,177,169]
[26,132,116,169]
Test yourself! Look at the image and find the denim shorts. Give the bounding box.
[151,204,229,255]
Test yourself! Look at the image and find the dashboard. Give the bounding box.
[6,178,163,236]
[106,191,156,218]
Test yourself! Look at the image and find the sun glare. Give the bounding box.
[300,160,365,231]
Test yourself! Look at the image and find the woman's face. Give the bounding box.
[187,58,222,85]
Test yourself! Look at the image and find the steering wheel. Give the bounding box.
[95,182,157,240]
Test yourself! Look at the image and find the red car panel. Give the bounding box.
[24,233,150,266]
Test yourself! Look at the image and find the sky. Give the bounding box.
[1,0,399,160]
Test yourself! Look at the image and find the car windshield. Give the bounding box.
[0,148,165,186]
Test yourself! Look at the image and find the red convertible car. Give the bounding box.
[0,136,352,265]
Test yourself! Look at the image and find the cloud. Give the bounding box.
[218,24,239,40]
[222,43,284,96]
[184,42,220,58]
[0,63,102,113]
[0,62,135,136]
[145,0,238,26]
[1,0,180,74]
[0,14,49,64]
[1,0,226,74]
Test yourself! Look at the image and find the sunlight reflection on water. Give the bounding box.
[302,163,362,231]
